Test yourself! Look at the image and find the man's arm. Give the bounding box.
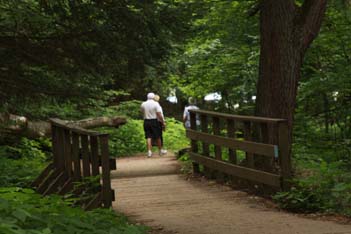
[155,103,165,125]
[183,107,188,123]
[156,112,165,126]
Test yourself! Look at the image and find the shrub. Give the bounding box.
[273,160,351,216]
[99,118,189,157]
[0,138,50,187]
[115,100,143,119]
[163,118,189,151]
[99,119,146,157]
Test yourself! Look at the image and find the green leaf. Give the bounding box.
[12,208,31,223]
[0,198,10,210]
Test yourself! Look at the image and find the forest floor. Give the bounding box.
[111,153,351,234]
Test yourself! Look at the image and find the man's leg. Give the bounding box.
[157,138,167,155]
[147,138,152,151]
[156,138,162,150]
[146,138,153,157]
[144,120,153,157]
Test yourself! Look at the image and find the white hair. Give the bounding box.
[147,92,155,99]
[188,97,196,105]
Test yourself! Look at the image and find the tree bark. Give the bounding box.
[255,0,327,164]
[0,113,127,138]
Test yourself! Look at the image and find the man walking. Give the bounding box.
[141,92,167,157]
[183,97,200,128]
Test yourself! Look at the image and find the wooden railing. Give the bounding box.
[186,109,291,190]
[32,118,116,210]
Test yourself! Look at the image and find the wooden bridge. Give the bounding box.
[31,111,351,233]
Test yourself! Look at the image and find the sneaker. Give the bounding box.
[147,150,152,157]
[159,149,167,156]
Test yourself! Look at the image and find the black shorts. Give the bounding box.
[144,119,161,139]
[152,121,163,146]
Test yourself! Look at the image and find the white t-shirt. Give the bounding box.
[183,105,200,128]
[141,99,162,119]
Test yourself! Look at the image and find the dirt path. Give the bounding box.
[112,154,351,234]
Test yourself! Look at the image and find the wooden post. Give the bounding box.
[201,114,211,178]
[213,117,224,182]
[90,136,100,176]
[271,122,279,168]
[244,122,254,168]
[81,135,91,177]
[212,117,221,160]
[72,133,81,180]
[51,125,59,167]
[190,112,200,174]
[278,122,291,190]
[260,122,269,143]
[63,129,72,177]
[56,127,65,171]
[227,119,239,185]
[227,119,237,164]
[260,122,273,171]
[100,135,112,208]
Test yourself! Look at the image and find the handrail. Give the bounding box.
[186,129,277,157]
[189,109,287,124]
[33,118,115,210]
[50,118,108,136]
[186,109,291,190]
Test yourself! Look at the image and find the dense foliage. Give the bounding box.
[0,0,350,225]
[0,0,194,116]
[273,161,351,216]
[0,138,49,187]
[273,129,351,216]
[0,188,147,234]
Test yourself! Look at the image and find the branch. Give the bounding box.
[298,0,328,50]
[67,117,127,129]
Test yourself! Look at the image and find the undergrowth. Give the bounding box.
[0,187,147,234]
[0,138,50,187]
[273,138,351,217]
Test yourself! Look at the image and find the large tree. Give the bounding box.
[255,0,327,156]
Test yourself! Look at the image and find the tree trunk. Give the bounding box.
[255,0,327,166]
[0,113,127,138]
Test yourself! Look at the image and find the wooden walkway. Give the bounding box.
[112,154,351,234]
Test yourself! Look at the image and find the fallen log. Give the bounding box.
[0,113,127,138]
